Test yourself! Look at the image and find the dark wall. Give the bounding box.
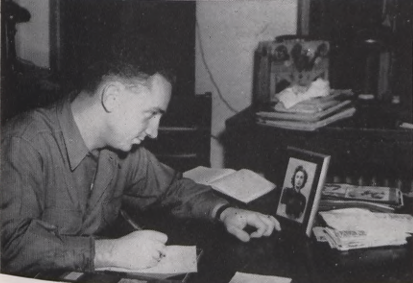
[57,0,196,96]
[2,1,197,123]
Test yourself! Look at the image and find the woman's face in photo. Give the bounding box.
[294,171,305,189]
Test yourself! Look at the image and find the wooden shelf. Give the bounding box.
[224,103,413,192]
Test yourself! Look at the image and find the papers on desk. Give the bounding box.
[229,272,291,283]
[0,274,62,283]
[183,166,275,203]
[97,245,197,279]
[314,208,413,251]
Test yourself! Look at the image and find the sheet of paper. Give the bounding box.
[97,245,197,279]
[0,274,63,283]
[229,272,292,283]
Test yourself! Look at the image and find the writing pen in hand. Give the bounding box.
[120,210,145,230]
[120,210,166,259]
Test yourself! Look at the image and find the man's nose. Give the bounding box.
[146,117,160,139]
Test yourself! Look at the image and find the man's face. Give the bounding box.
[106,74,172,152]
[294,171,305,189]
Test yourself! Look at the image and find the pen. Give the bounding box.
[120,209,145,231]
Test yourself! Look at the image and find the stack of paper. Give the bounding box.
[314,208,413,251]
[256,90,356,131]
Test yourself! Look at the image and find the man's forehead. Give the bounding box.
[142,74,172,111]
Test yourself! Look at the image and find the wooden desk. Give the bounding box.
[34,190,413,283]
[224,103,413,194]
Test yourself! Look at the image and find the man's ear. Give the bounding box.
[100,82,123,112]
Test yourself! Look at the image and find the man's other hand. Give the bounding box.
[95,230,168,270]
[220,208,281,242]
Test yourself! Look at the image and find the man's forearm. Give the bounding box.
[1,221,95,275]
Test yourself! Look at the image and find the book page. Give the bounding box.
[183,166,236,186]
[210,169,275,203]
[97,245,197,279]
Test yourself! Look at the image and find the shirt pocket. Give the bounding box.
[42,207,83,235]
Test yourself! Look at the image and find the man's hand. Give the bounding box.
[95,230,168,270]
[220,207,281,242]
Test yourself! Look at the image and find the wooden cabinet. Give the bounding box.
[224,103,413,193]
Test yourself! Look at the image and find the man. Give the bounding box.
[280,165,308,219]
[1,57,281,276]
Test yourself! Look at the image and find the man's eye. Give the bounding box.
[150,112,159,118]
[145,112,159,119]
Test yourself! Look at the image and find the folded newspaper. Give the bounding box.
[313,208,413,251]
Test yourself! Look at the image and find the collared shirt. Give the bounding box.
[1,98,227,276]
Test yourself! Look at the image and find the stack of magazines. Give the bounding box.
[256,90,356,131]
[319,183,404,213]
[313,208,413,251]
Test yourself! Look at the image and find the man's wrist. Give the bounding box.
[214,204,233,222]
[94,239,115,268]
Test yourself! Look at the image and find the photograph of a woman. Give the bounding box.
[276,157,317,223]
[280,165,308,219]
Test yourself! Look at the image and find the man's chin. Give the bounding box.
[106,143,140,154]
[130,143,143,151]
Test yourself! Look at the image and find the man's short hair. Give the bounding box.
[81,36,176,94]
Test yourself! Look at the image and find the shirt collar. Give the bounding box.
[57,97,90,171]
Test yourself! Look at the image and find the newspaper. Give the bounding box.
[314,208,413,251]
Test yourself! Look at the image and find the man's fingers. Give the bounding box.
[148,256,160,267]
[143,230,168,243]
[258,215,278,236]
[248,214,281,238]
[156,245,167,258]
[227,225,251,242]
[248,216,267,238]
[269,215,282,231]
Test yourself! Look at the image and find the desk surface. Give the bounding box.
[35,190,413,283]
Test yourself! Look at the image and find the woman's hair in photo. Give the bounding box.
[291,165,308,188]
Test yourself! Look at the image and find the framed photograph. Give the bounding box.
[275,147,331,237]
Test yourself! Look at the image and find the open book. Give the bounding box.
[183,166,275,203]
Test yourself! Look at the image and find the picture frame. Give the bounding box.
[275,146,331,237]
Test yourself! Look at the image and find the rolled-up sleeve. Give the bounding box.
[1,137,95,276]
[123,148,228,220]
